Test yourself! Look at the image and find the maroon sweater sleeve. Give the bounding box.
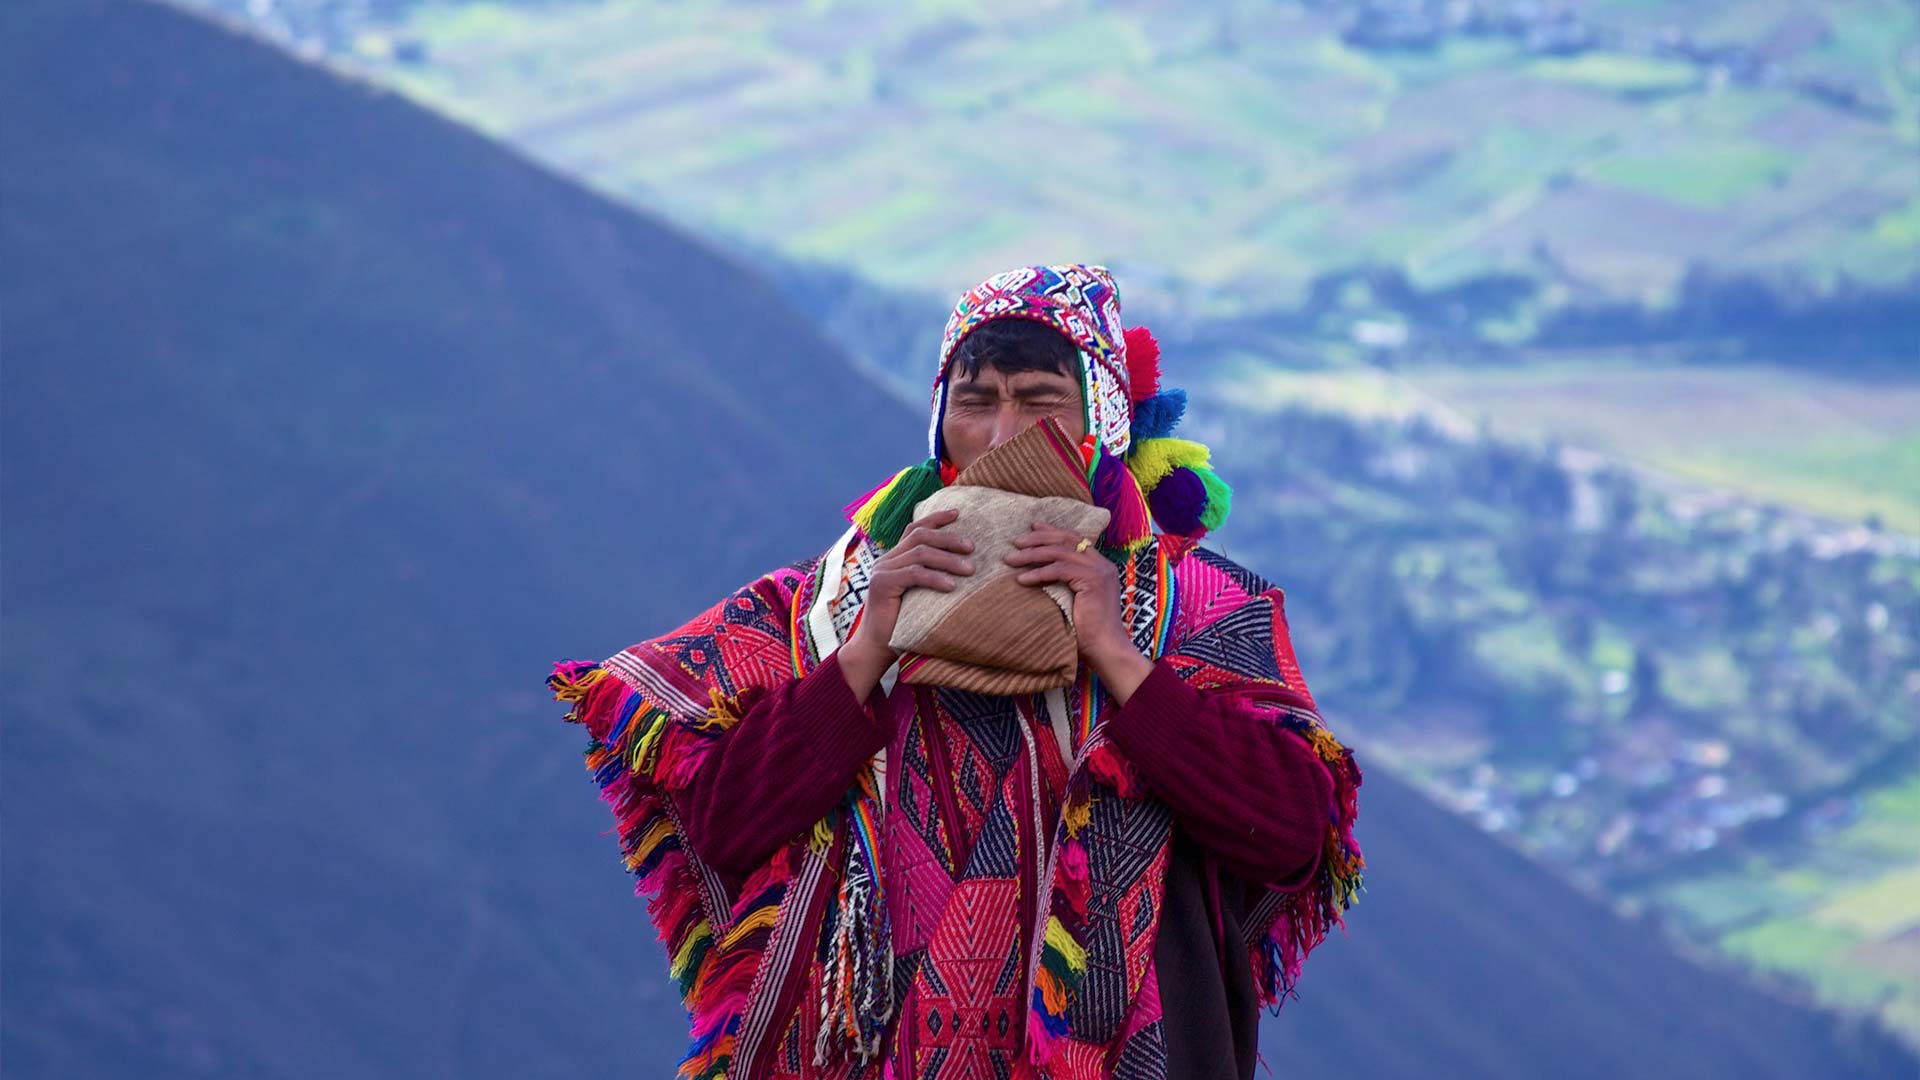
[1103,659,1335,891]
[676,650,897,877]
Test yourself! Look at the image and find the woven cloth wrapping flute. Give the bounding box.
[887,418,1110,695]
[546,263,1363,1079]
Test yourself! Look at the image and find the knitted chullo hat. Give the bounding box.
[849,263,1232,553]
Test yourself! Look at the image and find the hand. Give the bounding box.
[839,508,974,698]
[1001,522,1151,696]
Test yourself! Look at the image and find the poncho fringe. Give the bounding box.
[547,662,789,1080]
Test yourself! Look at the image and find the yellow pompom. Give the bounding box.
[1125,438,1211,493]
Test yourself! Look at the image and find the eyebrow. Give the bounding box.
[950,379,1074,399]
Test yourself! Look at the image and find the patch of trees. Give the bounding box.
[1538,268,1920,372]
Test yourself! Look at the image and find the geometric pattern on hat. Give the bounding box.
[929,263,1135,460]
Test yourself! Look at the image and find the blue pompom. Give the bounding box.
[1129,388,1187,443]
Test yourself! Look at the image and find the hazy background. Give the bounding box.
[4,0,1916,1076]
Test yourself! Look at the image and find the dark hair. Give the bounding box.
[948,318,1080,381]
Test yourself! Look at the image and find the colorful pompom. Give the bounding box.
[1090,448,1153,551]
[1125,437,1211,493]
[1059,840,1090,916]
[841,471,900,528]
[1129,388,1187,443]
[1123,325,1161,403]
[1194,466,1233,531]
[847,459,945,548]
[1146,466,1209,536]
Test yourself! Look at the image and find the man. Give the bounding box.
[548,264,1362,1080]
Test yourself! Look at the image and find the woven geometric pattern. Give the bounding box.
[1169,600,1286,688]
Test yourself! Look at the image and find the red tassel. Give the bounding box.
[1060,840,1090,916]
[1123,326,1161,403]
[1086,741,1146,798]
[573,674,630,743]
[653,873,703,944]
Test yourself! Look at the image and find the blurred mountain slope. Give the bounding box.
[3,0,922,1073]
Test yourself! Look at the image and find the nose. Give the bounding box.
[988,402,1028,450]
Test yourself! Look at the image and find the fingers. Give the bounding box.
[894,509,973,556]
[873,532,974,597]
[1006,539,1115,588]
[1012,562,1078,586]
[1001,542,1081,567]
[1011,522,1080,547]
[901,544,974,576]
[882,565,961,593]
[902,508,960,536]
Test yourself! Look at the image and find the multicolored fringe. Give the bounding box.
[1028,789,1090,1060]
[1026,735,1150,1067]
[811,763,893,1067]
[548,660,792,1080]
[1027,669,1107,1064]
[1252,718,1365,1012]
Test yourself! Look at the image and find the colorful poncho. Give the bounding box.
[544,263,1362,1078]
[547,531,1360,1078]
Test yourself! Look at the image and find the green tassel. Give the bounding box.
[673,929,713,999]
[1195,466,1233,531]
[866,459,945,548]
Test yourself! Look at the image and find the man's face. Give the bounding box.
[939,362,1086,472]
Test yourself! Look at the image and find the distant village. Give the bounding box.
[1222,400,1917,891]
[1325,0,1888,117]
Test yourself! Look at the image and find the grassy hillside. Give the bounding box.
[1231,356,1920,527]
[188,0,1919,318]
[4,1,1915,1076]
[192,0,1920,528]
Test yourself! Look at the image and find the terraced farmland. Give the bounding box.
[192,0,1920,317]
